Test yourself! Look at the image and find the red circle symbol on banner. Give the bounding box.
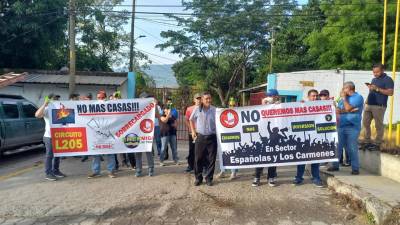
[140,119,154,133]
[220,109,239,128]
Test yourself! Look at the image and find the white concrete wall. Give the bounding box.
[0,83,124,106]
[276,70,344,99]
[275,70,400,124]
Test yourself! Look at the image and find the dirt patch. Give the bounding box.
[331,191,364,212]
[383,207,400,225]
[198,189,235,208]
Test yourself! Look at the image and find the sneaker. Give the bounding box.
[342,163,351,167]
[108,172,116,178]
[54,171,66,178]
[206,179,213,186]
[185,167,193,173]
[351,170,360,175]
[87,173,101,179]
[230,172,237,180]
[45,174,57,181]
[135,172,142,177]
[268,178,277,187]
[194,180,202,186]
[327,167,339,172]
[313,180,324,188]
[252,178,260,187]
[160,162,165,167]
[292,179,303,186]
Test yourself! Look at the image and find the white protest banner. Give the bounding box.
[48,98,155,157]
[216,100,338,169]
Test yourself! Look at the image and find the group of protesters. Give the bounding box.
[35,63,394,188]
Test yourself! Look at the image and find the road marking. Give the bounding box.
[0,161,43,181]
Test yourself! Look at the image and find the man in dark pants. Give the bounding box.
[190,92,217,186]
[362,63,394,149]
[35,93,66,181]
[184,93,202,173]
[252,89,280,187]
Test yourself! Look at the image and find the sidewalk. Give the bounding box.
[321,166,400,225]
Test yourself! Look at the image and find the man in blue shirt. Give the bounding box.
[190,92,217,186]
[329,82,364,174]
[363,64,394,149]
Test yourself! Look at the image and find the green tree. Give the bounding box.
[158,0,287,106]
[305,0,397,70]
[0,0,68,69]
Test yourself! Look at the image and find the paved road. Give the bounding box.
[0,143,368,225]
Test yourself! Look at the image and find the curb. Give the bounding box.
[320,171,394,225]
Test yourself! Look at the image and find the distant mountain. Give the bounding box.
[144,64,179,88]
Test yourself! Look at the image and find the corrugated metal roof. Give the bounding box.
[21,73,127,86]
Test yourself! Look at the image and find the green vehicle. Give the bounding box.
[0,94,45,156]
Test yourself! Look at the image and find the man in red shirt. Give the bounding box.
[184,93,202,172]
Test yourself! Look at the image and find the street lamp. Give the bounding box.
[269,26,281,73]
[129,35,146,72]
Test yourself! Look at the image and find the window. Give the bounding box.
[2,103,19,119]
[280,96,298,103]
[22,104,37,118]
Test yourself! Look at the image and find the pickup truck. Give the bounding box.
[0,94,45,156]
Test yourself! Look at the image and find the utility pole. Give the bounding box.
[68,0,76,95]
[129,0,136,72]
[242,65,246,106]
[269,29,275,73]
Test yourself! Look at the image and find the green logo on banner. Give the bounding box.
[291,121,316,132]
[316,123,337,133]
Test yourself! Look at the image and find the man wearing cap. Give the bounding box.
[362,63,394,149]
[319,90,330,101]
[190,92,217,186]
[184,93,202,173]
[35,93,67,181]
[252,89,280,187]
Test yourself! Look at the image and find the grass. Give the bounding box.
[358,121,400,155]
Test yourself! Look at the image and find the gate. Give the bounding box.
[150,87,200,141]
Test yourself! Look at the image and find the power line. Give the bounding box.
[134,47,178,62]
[87,2,395,8]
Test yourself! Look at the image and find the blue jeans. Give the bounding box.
[333,127,361,171]
[296,164,320,182]
[160,135,178,162]
[44,137,60,175]
[92,154,115,174]
[135,152,154,174]
[153,126,162,155]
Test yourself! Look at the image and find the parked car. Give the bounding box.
[0,94,45,156]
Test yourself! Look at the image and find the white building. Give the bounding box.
[0,71,128,106]
[247,70,399,124]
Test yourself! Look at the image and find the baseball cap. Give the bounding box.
[194,93,201,99]
[319,89,330,97]
[266,89,279,97]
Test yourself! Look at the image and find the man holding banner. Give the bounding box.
[88,91,117,179]
[252,89,280,187]
[35,93,66,181]
[293,89,323,187]
[190,92,218,186]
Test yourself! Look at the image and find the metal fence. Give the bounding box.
[145,87,199,141]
